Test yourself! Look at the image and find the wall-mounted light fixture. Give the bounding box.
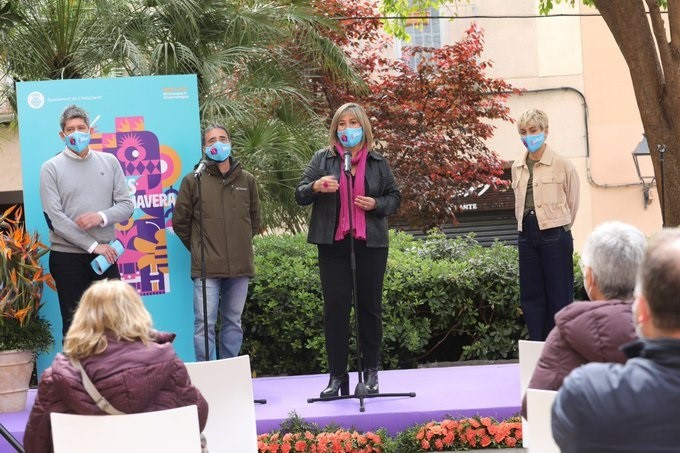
[632,135,655,208]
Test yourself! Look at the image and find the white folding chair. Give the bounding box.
[526,388,559,453]
[518,339,545,448]
[50,405,201,453]
[185,355,258,453]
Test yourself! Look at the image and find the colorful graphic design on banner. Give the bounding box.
[17,75,200,372]
[92,116,180,295]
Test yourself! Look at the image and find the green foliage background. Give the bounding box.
[243,231,585,376]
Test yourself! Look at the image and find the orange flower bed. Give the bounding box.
[257,415,523,452]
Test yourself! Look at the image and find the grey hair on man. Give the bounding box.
[202,124,230,144]
[581,221,646,300]
[59,105,90,131]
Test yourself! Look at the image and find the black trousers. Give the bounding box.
[49,250,121,336]
[518,212,574,341]
[318,237,388,375]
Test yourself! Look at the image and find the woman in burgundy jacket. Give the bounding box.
[522,221,646,417]
[24,280,208,453]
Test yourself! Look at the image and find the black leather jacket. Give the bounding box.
[295,148,400,248]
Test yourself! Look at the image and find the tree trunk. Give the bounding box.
[594,0,680,226]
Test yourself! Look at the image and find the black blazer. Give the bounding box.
[295,148,400,248]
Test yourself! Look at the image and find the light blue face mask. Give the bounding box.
[521,132,546,153]
[64,131,91,153]
[337,127,363,148]
[204,141,232,162]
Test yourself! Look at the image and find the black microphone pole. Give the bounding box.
[0,422,24,452]
[194,159,210,361]
[344,151,368,410]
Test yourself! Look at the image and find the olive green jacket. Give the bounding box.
[173,159,261,278]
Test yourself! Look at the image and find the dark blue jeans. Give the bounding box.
[518,212,574,340]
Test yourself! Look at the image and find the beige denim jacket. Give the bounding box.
[511,145,580,232]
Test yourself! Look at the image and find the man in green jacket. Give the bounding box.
[172,124,261,361]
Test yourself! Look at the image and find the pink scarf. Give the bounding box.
[334,143,368,241]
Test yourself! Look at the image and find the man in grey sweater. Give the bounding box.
[40,105,134,336]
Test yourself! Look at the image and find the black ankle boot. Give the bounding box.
[320,373,349,398]
[364,368,379,394]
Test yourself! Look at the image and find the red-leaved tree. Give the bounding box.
[311,2,515,228]
[366,26,516,228]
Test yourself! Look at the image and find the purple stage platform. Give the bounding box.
[254,363,520,435]
[0,363,520,452]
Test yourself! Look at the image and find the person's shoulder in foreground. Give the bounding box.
[553,227,680,453]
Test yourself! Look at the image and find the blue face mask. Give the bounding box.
[64,131,91,153]
[204,141,232,162]
[521,132,546,153]
[337,127,363,148]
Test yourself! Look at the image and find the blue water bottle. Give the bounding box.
[91,239,125,275]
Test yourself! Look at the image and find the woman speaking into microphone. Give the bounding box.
[295,103,401,398]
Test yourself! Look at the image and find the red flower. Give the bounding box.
[282,443,292,453]
[480,435,491,447]
[434,439,444,450]
[480,417,492,427]
[468,418,480,428]
[421,439,430,450]
[505,437,517,447]
[295,440,307,452]
[366,432,382,444]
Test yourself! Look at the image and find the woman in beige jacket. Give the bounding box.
[511,109,580,340]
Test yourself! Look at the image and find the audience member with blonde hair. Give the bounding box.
[24,279,208,453]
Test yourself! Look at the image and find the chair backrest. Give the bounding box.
[519,340,545,393]
[526,388,559,453]
[50,405,201,453]
[518,339,545,449]
[185,355,258,453]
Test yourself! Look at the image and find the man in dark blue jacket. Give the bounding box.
[552,228,680,453]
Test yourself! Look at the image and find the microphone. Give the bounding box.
[343,151,352,173]
[193,159,207,178]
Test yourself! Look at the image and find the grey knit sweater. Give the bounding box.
[39,149,134,253]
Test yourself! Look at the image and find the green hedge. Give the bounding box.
[243,230,585,376]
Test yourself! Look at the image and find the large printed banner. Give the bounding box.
[17,75,200,373]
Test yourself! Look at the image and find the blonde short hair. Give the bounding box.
[328,103,374,153]
[64,280,153,359]
[517,109,549,132]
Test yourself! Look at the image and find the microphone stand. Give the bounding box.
[0,422,24,452]
[307,150,415,413]
[194,165,210,362]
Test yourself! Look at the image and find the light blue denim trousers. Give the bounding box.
[192,277,249,361]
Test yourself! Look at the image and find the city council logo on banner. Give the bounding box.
[27,91,45,109]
